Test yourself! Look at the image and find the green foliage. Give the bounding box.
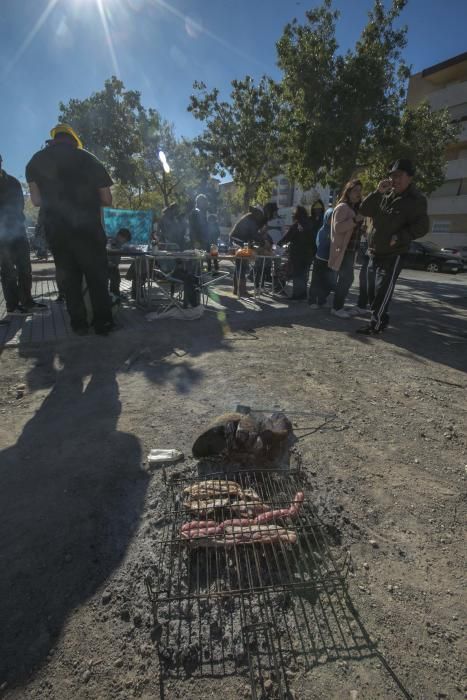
[110,181,165,216]
[360,103,461,195]
[218,183,246,224]
[59,77,210,207]
[188,76,283,208]
[276,0,410,188]
[59,76,146,185]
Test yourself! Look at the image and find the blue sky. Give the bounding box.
[1,0,466,180]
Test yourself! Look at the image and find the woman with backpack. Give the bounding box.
[308,205,335,308]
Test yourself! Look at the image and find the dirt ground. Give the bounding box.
[0,272,466,700]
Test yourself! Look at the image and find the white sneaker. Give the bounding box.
[309,303,319,309]
[355,306,368,314]
[346,307,360,316]
[331,308,350,319]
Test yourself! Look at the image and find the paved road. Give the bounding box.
[399,267,467,287]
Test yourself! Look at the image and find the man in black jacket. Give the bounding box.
[0,154,44,324]
[357,159,429,335]
[26,124,114,335]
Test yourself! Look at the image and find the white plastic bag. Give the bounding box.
[147,449,184,466]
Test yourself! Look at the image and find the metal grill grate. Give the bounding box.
[146,470,411,699]
[149,470,348,600]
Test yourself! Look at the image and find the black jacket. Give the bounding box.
[0,170,25,241]
[359,184,429,256]
[278,219,316,265]
[25,142,112,229]
[229,213,264,246]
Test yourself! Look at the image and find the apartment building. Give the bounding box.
[408,52,467,246]
[270,175,331,212]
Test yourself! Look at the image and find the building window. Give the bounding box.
[432,220,451,233]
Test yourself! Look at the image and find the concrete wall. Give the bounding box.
[426,80,467,111]
[427,231,467,247]
[409,58,467,245]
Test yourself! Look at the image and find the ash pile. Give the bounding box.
[145,413,367,699]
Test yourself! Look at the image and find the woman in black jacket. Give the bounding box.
[278,205,317,299]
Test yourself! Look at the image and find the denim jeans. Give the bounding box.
[333,250,355,310]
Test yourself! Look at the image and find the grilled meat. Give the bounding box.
[181,523,297,547]
[181,492,304,542]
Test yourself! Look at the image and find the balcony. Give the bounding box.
[428,194,467,216]
[427,80,467,111]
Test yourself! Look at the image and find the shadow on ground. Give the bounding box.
[212,273,467,375]
[0,270,465,690]
[0,305,237,688]
[0,344,146,686]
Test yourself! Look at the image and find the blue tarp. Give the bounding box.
[103,208,153,246]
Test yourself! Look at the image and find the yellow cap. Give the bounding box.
[50,123,83,149]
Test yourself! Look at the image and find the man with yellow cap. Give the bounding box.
[26,124,114,335]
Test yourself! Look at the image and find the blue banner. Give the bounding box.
[103,208,153,246]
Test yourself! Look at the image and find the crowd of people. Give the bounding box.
[225,160,429,336]
[0,117,429,337]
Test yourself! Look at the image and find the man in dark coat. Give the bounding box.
[26,124,114,335]
[357,159,429,334]
[0,153,44,324]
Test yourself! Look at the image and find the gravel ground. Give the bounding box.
[0,272,466,700]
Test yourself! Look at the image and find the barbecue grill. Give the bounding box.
[146,469,412,699]
[146,470,353,697]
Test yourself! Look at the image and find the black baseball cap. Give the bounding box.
[389,159,415,176]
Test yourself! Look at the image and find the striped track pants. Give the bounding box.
[367,254,404,331]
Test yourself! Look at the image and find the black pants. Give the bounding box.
[308,258,334,305]
[48,224,112,332]
[333,250,355,310]
[108,265,121,296]
[367,253,404,331]
[290,260,311,299]
[357,254,369,308]
[0,235,33,311]
[253,258,272,289]
[234,258,250,282]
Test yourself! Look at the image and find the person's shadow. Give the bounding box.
[0,344,147,687]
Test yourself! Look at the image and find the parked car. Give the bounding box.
[440,245,467,266]
[405,241,464,273]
